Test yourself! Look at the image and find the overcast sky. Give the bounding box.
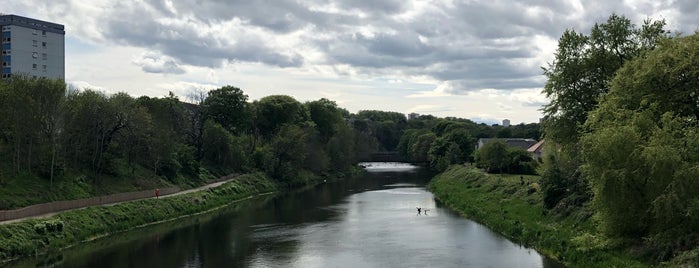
[4,1,698,124]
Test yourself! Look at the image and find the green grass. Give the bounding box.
[0,172,278,264]
[429,165,648,268]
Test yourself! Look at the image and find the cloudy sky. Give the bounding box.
[4,1,698,124]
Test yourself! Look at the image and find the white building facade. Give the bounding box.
[502,119,510,127]
[1,14,65,80]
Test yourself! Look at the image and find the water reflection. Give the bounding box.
[9,164,563,268]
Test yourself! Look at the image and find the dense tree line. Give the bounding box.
[0,80,375,189]
[541,13,698,260]
[0,75,542,191]
[395,115,540,172]
[473,140,536,174]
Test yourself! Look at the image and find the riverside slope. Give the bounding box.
[0,173,277,264]
[428,165,648,268]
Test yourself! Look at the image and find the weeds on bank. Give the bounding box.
[428,165,647,268]
[0,173,277,264]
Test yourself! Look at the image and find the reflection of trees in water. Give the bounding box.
[20,167,434,268]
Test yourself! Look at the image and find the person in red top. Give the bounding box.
[155,188,160,199]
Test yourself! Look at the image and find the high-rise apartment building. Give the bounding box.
[1,14,65,80]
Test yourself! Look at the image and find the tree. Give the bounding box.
[269,124,312,183]
[307,98,344,141]
[474,140,509,173]
[539,14,668,212]
[201,120,247,172]
[355,110,407,151]
[581,34,699,247]
[542,14,668,144]
[410,132,436,163]
[428,137,461,172]
[254,95,308,138]
[185,88,208,159]
[204,86,250,134]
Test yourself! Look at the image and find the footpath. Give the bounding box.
[0,175,238,225]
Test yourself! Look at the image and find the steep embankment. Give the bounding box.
[0,172,277,264]
[428,165,647,268]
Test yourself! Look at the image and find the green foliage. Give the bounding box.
[429,166,648,267]
[542,14,668,144]
[204,86,250,134]
[538,145,590,210]
[409,132,436,162]
[354,110,408,151]
[474,140,509,172]
[428,137,461,172]
[539,14,668,218]
[254,95,308,138]
[306,98,344,141]
[201,120,247,172]
[580,33,699,260]
[474,140,538,175]
[0,173,278,263]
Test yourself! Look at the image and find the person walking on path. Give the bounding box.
[417,207,421,215]
[155,188,160,199]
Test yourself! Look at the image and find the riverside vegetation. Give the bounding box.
[429,166,646,267]
[2,13,699,267]
[0,173,277,263]
[429,14,699,267]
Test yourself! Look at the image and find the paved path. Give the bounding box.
[0,177,238,225]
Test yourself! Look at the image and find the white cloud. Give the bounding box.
[132,51,185,74]
[4,0,698,123]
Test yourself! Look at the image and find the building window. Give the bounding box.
[33,40,38,47]
[42,65,47,72]
[42,30,46,36]
[42,41,46,48]
[42,53,47,60]
[32,63,37,70]
[32,29,38,35]
[32,52,38,59]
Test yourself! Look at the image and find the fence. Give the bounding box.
[0,186,179,222]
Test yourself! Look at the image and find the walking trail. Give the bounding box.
[0,177,238,225]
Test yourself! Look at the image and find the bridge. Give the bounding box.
[359,151,426,164]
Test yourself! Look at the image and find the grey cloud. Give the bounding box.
[102,1,303,68]
[360,32,432,57]
[335,0,408,15]
[9,0,699,93]
[132,52,185,74]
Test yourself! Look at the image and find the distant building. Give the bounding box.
[1,14,65,80]
[527,139,545,160]
[502,119,511,127]
[476,138,537,151]
[408,113,420,120]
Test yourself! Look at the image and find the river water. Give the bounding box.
[10,163,563,268]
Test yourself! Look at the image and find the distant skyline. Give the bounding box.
[4,1,698,124]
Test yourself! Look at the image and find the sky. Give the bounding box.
[3,1,698,124]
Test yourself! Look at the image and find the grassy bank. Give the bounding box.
[0,172,278,264]
[428,165,647,267]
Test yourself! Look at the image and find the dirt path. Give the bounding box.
[0,177,238,225]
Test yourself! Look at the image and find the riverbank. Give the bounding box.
[428,165,648,268]
[0,172,278,264]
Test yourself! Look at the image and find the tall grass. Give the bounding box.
[429,165,648,268]
[0,173,277,264]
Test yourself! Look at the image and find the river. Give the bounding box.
[10,163,563,267]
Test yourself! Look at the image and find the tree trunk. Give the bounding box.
[50,142,56,188]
